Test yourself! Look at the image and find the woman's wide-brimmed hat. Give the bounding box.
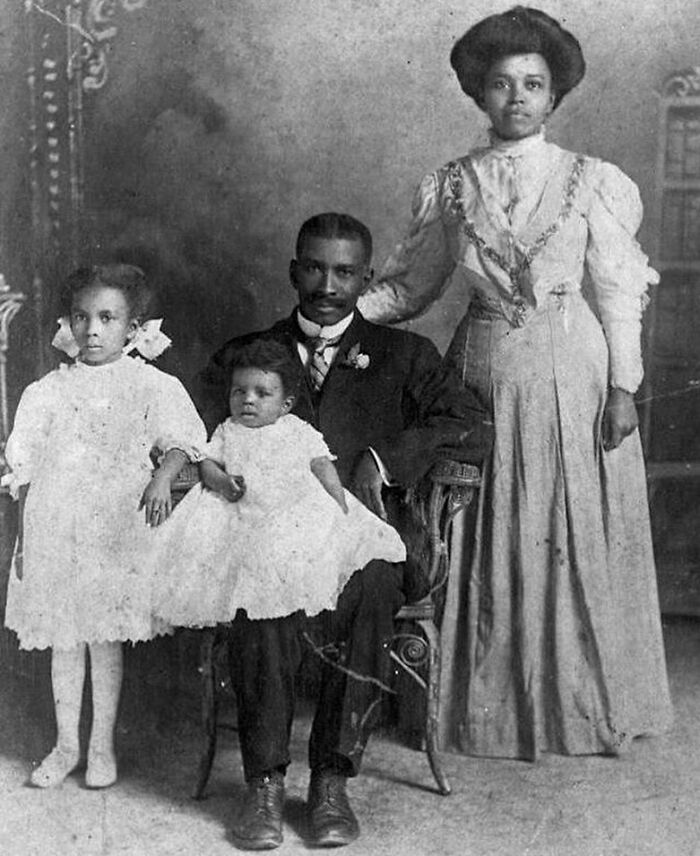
[450,6,585,110]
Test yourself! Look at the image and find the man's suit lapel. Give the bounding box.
[321,312,367,393]
[317,314,379,428]
[282,311,374,417]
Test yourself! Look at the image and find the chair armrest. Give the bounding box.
[425,460,481,596]
[428,459,481,516]
[171,461,201,506]
[402,460,481,603]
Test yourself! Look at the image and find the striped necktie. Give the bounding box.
[307,333,343,390]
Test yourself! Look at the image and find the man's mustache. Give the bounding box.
[307,294,345,305]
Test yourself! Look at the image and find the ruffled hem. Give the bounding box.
[4,614,173,651]
[5,625,174,652]
[158,588,345,628]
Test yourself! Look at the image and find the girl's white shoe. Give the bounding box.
[30,746,80,788]
[85,748,117,789]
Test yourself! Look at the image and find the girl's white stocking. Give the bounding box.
[86,641,123,788]
[30,645,86,787]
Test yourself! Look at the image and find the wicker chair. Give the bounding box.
[170,458,481,798]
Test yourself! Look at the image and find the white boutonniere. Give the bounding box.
[341,343,370,370]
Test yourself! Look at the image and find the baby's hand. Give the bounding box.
[221,474,246,503]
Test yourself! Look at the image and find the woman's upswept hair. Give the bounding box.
[61,264,153,322]
[450,6,585,111]
[229,339,303,400]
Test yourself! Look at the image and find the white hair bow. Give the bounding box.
[51,317,172,360]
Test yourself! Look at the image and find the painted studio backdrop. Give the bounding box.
[1,0,700,632]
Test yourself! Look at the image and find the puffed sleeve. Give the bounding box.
[202,422,226,465]
[585,161,659,393]
[295,419,333,460]
[358,171,457,324]
[1,374,56,498]
[148,368,207,462]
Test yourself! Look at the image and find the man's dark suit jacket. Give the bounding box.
[195,311,491,489]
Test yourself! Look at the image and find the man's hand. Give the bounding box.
[602,388,638,451]
[350,451,386,520]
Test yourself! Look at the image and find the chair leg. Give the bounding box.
[192,629,218,800]
[417,618,451,796]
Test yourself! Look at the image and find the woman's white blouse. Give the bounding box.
[360,132,658,393]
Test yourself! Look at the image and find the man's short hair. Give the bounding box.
[296,213,373,264]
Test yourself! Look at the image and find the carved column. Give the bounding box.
[24,0,148,372]
[0,280,25,457]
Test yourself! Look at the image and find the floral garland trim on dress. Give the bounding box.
[446,154,587,327]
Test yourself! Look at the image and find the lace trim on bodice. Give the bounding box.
[446,153,587,326]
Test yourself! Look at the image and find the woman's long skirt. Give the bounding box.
[439,294,672,758]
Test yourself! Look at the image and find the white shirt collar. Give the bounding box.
[486,126,547,158]
[296,309,354,340]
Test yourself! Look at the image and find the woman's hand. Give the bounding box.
[140,471,173,527]
[602,388,638,451]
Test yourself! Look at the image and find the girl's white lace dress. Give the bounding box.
[153,414,406,625]
[3,356,206,651]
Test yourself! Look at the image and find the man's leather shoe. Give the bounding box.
[307,769,360,847]
[232,772,285,850]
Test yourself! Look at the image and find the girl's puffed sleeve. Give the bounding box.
[1,376,55,498]
[585,161,659,393]
[358,171,457,324]
[149,369,207,462]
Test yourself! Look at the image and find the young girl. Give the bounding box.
[1,264,206,789]
[153,338,406,627]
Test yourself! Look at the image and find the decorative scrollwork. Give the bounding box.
[82,0,148,91]
[393,633,429,670]
[0,278,26,453]
[663,67,700,98]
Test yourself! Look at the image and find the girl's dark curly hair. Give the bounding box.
[229,339,303,400]
[61,264,153,322]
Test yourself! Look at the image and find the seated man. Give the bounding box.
[196,212,491,850]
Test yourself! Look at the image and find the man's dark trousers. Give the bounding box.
[228,559,405,781]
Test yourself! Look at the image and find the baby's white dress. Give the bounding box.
[153,414,407,625]
[3,356,206,651]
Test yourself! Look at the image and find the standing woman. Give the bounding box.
[360,6,672,759]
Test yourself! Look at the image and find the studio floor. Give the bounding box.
[0,618,700,856]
